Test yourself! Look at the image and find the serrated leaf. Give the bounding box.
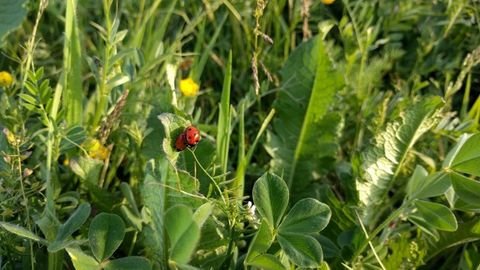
[89,213,125,262]
[279,198,331,235]
[277,233,323,268]
[356,97,443,225]
[0,0,27,40]
[252,173,289,228]
[265,36,344,200]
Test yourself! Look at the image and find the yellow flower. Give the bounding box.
[179,77,199,97]
[0,71,14,87]
[321,0,335,4]
[84,139,110,160]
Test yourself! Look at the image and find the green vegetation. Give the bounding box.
[1,0,480,269]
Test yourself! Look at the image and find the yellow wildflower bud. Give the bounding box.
[321,0,335,4]
[3,128,18,146]
[0,71,14,87]
[179,77,199,97]
[84,139,110,160]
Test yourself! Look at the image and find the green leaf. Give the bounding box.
[192,202,213,228]
[165,205,200,264]
[49,203,91,252]
[245,219,275,263]
[64,0,83,125]
[412,200,457,232]
[407,167,451,200]
[0,0,27,40]
[252,173,289,228]
[104,257,151,270]
[60,125,86,153]
[450,172,480,207]
[279,198,331,235]
[69,156,103,184]
[89,213,126,262]
[157,113,190,162]
[425,217,480,262]
[140,159,168,266]
[217,51,232,185]
[66,247,100,270]
[246,254,286,270]
[265,36,344,198]
[0,222,45,243]
[444,133,480,176]
[277,233,323,268]
[356,97,443,224]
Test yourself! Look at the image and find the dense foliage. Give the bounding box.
[1,0,480,269]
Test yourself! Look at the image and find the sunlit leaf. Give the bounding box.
[357,97,443,225]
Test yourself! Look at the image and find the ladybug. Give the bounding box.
[184,126,201,146]
[175,132,188,151]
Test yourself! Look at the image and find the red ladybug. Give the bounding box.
[184,126,201,146]
[175,132,188,151]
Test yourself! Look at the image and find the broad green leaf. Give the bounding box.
[279,198,331,235]
[0,0,27,40]
[407,167,451,200]
[413,200,457,232]
[450,172,480,207]
[444,133,480,176]
[406,165,429,199]
[165,205,200,264]
[104,257,151,270]
[356,97,443,224]
[245,219,275,263]
[69,156,103,184]
[277,233,323,268]
[140,159,169,266]
[246,254,286,270]
[49,203,91,252]
[89,213,126,262]
[66,247,100,270]
[415,172,451,199]
[0,222,45,243]
[314,234,340,258]
[265,36,344,198]
[192,202,213,228]
[252,173,289,228]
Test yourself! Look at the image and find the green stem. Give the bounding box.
[354,203,409,259]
